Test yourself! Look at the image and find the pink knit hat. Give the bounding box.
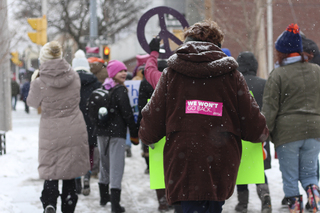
[107,60,127,78]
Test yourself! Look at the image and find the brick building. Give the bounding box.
[211,0,320,75]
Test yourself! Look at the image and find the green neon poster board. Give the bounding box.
[235,90,265,184]
[149,137,166,189]
[148,92,265,188]
[236,140,265,185]
[149,138,265,189]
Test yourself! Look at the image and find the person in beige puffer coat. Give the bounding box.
[27,41,90,213]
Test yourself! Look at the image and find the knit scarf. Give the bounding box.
[274,53,302,68]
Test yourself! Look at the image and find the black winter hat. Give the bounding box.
[236,51,258,74]
[302,37,319,55]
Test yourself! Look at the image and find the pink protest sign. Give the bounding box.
[185,100,223,116]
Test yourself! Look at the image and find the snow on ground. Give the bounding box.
[0,100,312,212]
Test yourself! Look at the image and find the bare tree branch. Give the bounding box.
[12,0,150,53]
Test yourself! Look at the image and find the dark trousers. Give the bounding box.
[89,145,95,170]
[181,200,225,213]
[24,101,29,113]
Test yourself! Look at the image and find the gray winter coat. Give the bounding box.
[27,58,90,180]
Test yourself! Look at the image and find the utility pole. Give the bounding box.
[42,0,47,16]
[267,0,273,73]
[205,0,214,20]
[89,0,98,47]
[0,0,12,131]
[255,0,267,79]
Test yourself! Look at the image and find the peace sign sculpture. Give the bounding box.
[137,6,189,59]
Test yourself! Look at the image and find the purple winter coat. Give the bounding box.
[27,58,90,180]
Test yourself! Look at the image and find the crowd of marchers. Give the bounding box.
[10,19,320,213]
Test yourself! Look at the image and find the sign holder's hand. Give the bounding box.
[149,36,161,53]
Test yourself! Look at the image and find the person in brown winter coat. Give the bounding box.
[138,20,269,213]
[27,41,90,213]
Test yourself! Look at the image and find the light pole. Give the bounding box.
[267,0,273,73]
[0,0,12,132]
[89,0,98,47]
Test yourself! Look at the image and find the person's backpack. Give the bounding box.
[87,87,115,126]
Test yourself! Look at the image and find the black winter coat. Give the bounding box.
[77,70,101,146]
[137,78,154,128]
[92,85,138,139]
[21,81,30,102]
[11,80,20,96]
[237,52,271,169]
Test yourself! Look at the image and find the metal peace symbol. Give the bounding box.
[137,6,189,59]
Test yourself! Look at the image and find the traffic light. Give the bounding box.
[103,46,110,62]
[27,15,47,46]
[10,52,22,66]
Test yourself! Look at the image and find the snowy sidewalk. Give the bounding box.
[0,100,308,212]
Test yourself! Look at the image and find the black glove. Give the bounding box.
[149,36,160,53]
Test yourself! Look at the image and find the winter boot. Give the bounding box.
[61,179,78,213]
[287,195,303,213]
[282,197,289,206]
[99,183,110,206]
[61,192,78,213]
[126,146,132,157]
[82,171,91,196]
[256,184,272,213]
[40,181,60,212]
[235,189,249,213]
[44,205,56,213]
[306,184,320,212]
[305,202,312,212]
[75,177,82,194]
[156,189,170,212]
[110,188,125,213]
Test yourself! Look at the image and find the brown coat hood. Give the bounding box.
[139,41,268,204]
[168,41,238,78]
